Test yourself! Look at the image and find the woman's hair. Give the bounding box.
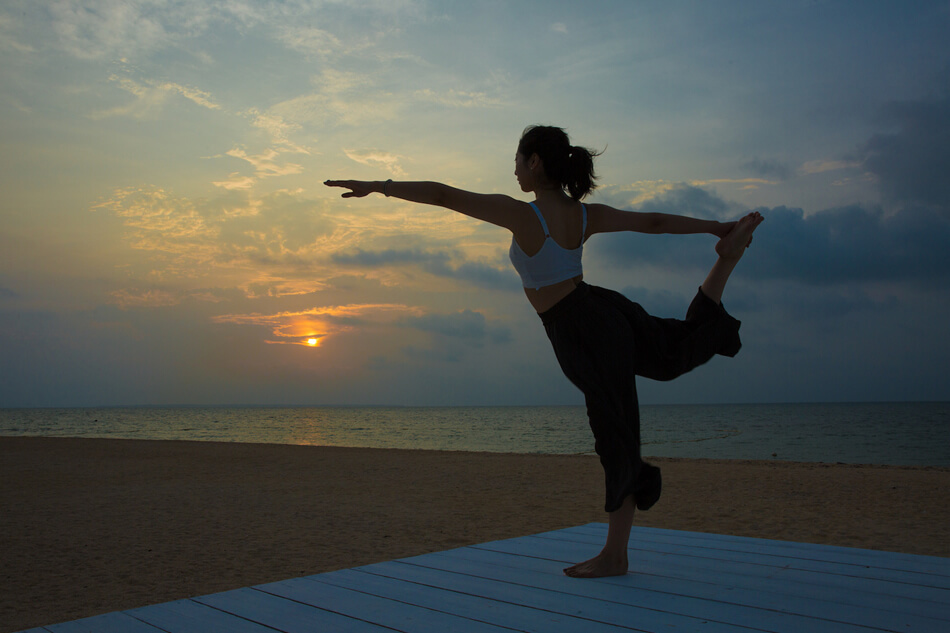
[517,125,601,200]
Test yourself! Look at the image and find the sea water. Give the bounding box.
[1,402,948,466]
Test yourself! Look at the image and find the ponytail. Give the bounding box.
[518,125,601,200]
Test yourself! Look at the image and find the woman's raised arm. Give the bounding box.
[586,203,733,239]
[324,180,526,231]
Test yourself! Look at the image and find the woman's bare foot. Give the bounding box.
[563,551,628,578]
[716,211,764,260]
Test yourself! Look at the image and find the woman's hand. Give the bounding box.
[324,180,379,198]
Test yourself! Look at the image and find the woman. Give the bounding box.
[326,125,763,578]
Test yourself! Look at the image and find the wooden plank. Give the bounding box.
[194,586,394,633]
[625,524,950,570]
[44,611,166,632]
[443,537,950,631]
[17,525,949,633]
[372,555,875,633]
[559,524,950,576]
[464,531,950,609]
[125,598,280,633]
[419,542,950,632]
[472,537,948,604]
[435,543,950,622]
[256,575,513,633]
[545,524,948,577]
[477,533,949,588]
[635,537,946,605]
[352,559,762,633]
[312,567,640,633]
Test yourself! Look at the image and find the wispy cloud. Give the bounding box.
[229,147,304,176]
[0,13,34,52]
[800,159,862,175]
[268,70,401,127]
[91,74,221,119]
[403,309,511,345]
[278,24,345,57]
[91,186,221,279]
[245,108,310,154]
[212,174,258,191]
[413,88,504,108]
[92,186,364,301]
[109,288,181,309]
[742,157,792,181]
[211,303,423,346]
[332,247,517,291]
[343,149,408,176]
[691,177,776,191]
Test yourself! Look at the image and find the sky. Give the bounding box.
[1,0,949,407]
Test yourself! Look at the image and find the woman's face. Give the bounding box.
[514,152,532,192]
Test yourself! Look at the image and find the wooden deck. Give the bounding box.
[20,523,950,632]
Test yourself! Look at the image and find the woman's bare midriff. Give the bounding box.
[524,275,584,313]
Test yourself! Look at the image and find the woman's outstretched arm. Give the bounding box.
[586,203,734,239]
[324,179,526,231]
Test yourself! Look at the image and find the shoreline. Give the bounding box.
[4,432,948,469]
[3,436,948,632]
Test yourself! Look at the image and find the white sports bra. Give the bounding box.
[509,202,586,290]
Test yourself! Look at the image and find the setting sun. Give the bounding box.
[307,338,318,346]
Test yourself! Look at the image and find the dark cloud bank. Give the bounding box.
[332,247,518,290]
[597,91,950,288]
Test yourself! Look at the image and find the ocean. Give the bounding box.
[1,402,948,467]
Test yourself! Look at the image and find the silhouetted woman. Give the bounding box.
[326,125,763,577]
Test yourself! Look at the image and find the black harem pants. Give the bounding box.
[540,282,742,513]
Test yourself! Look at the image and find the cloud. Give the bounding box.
[0,283,20,300]
[800,159,863,175]
[278,25,344,57]
[592,185,950,287]
[92,186,220,279]
[332,248,518,291]
[245,109,310,154]
[403,309,510,345]
[551,23,568,34]
[749,204,950,285]
[110,288,181,309]
[0,13,34,53]
[343,149,408,177]
[213,147,304,190]
[596,181,746,214]
[861,93,950,214]
[268,69,401,127]
[212,173,258,191]
[211,303,422,346]
[92,186,340,298]
[49,0,177,60]
[413,88,504,108]
[91,74,220,119]
[332,248,435,268]
[625,183,737,219]
[692,178,776,191]
[742,157,792,181]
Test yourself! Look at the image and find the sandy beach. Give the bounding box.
[2,437,948,632]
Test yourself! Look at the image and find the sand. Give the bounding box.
[1,436,948,632]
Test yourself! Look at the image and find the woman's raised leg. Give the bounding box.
[700,211,764,304]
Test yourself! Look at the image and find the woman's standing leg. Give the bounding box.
[564,495,636,577]
[546,293,648,578]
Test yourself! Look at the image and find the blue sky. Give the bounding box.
[1,0,948,406]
